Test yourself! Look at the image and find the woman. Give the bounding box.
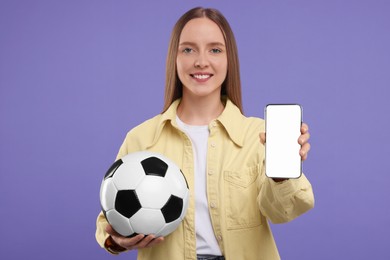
[96,7,314,260]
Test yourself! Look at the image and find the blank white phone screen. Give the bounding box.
[265,104,302,179]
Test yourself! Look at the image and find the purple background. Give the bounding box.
[1,0,389,259]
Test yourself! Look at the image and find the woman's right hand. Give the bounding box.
[105,224,164,251]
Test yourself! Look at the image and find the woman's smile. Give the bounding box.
[190,73,213,82]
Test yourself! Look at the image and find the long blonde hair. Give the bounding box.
[162,7,243,113]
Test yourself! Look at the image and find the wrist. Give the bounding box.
[105,236,127,254]
[272,178,288,183]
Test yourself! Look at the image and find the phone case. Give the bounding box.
[265,104,302,179]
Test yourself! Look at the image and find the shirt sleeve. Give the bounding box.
[257,160,315,224]
[95,211,111,249]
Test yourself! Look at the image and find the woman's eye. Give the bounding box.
[210,48,222,54]
[183,48,193,53]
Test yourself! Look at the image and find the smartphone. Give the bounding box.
[265,104,302,179]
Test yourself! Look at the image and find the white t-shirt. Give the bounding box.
[176,116,222,256]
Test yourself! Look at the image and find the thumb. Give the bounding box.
[259,132,266,145]
[105,224,120,236]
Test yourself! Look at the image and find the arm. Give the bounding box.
[257,170,314,224]
[257,122,314,223]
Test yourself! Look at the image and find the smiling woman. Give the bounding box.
[176,17,228,125]
[95,6,314,260]
[163,7,243,114]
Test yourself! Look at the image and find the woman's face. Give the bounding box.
[176,18,228,100]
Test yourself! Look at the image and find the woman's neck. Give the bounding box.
[177,95,224,126]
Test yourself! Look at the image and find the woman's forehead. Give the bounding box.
[179,18,225,45]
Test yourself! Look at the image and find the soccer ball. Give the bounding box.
[100,151,189,237]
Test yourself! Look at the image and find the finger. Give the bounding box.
[300,143,311,161]
[298,132,310,145]
[105,224,120,237]
[259,132,266,144]
[301,152,308,161]
[146,237,164,248]
[301,123,309,134]
[117,234,145,249]
[134,235,157,249]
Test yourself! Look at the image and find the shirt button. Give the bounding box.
[210,202,216,208]
[217,235,222,241]
[210,142,216,148]
[208,170,213,175]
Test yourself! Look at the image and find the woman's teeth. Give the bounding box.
[193,74,211,79]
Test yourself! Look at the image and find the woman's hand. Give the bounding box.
[297,123,311,161]
[260,122,311,161]
[105,224,164,251]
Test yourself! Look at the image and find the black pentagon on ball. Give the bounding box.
[104,159,123,180]
[161,195,183,223]
[115,190,142,218]
[141,156,168,177]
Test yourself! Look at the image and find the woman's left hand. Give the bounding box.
[259,122,311,161]
[298,123,311,161]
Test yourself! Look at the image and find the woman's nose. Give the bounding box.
[194,53,209,68]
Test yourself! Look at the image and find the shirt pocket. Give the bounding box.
[224,165,263,230]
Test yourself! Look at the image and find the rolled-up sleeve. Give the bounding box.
[95,211,110,249]
[257,163,314,224]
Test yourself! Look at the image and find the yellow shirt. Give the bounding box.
[95,99,315,260]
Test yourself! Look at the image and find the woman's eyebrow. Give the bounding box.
[207,42,225,47]
[179,41,197,47]
[179,41,225,47]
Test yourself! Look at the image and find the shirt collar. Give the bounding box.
[150,98,245,148]
[216,98,245,147]
[147,99,180,148]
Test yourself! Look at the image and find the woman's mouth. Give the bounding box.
[190,73,213,82]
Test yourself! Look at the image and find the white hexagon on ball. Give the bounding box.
[130,208,165,235]
[136,176,171,209]
[112,162,145,191]
[106,209,134,237]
